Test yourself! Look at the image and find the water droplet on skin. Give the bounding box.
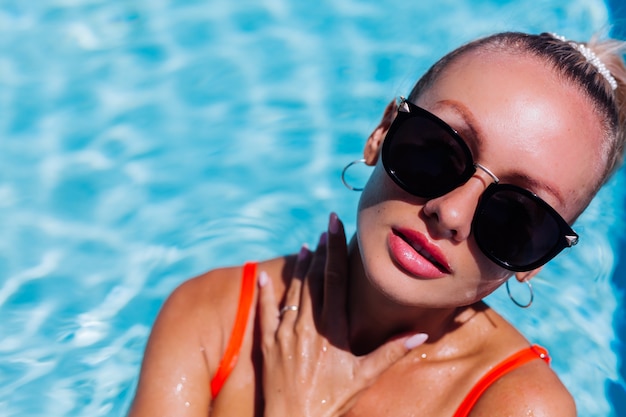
[175,375,187,396]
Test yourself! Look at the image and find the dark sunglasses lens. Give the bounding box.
[384,115,472,198]
[474,188,562,270]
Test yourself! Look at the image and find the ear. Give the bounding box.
[363,99,397,165]
[515,267,543,282]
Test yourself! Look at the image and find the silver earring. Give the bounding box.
[506,279,534,308]
[341,159,367,191]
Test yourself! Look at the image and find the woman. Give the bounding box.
[129,32,626,416]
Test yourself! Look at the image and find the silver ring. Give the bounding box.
[279,305,299,316]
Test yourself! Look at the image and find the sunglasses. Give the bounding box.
[381,98,579,272]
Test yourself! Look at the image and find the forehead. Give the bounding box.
[415,50,606,218]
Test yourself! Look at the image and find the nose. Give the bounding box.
[422,169,495,242]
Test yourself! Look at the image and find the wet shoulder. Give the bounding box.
[461,304,576,416]
[467,356,575,416]
[163,256,294,366]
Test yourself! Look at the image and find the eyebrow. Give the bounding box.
[432,99,486,154]
[431,99,566,206]
[506,172,566,207]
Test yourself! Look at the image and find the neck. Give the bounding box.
[346,236,469,355]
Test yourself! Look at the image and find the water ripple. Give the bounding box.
[0,1,621,416]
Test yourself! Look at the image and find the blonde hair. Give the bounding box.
[409,32,626,190]
[587,35,626,182]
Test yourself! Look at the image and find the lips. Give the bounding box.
[387,228,451,279]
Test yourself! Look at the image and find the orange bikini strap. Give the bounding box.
[210,262,257,399]
[453,345,550,417]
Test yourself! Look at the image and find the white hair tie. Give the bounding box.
[551,33,618,91]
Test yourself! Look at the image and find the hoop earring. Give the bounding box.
[341,159,367,191]
[506,279,534,308]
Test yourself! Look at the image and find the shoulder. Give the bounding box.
[160,256,293,347]
[129,256,294,416]
[156,264,245,335]
[166,263,249,318]
[469,352,576,417]
[128,265,246,416]
[455,306,576,417]
[159,255,296,346]
[140,263,255,376]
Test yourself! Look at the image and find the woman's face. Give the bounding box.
[356,50,606,308]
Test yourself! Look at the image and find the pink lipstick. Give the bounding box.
[387,228,451,279]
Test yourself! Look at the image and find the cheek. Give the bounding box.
[465,235,513,292]
[469,250,514,298]
[358,162,408,214]
[466,236,512,280]
[358,164,388,211]
[355,166,394,281]
[476,271,511,297]
[355,169,385,261]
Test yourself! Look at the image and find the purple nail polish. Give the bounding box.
[298,244,309,261]
[329,212,339,234]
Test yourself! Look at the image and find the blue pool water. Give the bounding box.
[0,0,625,416]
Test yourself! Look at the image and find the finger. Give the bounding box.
[281,245,310,308]
[278,245,312,332]
[322,213,349,336]
[297,231,327,321]
[288,234,326,334]
[360,333,429,382]
[257,270,280,348]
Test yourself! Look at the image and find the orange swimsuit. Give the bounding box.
[210,262,551,416]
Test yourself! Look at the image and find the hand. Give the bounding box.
[257,213,428,417]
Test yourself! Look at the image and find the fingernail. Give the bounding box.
[298,244,309,261]
[329,212,339,234]
[404,333,429,349]
[319,231,328,246]
[258,271,269,287]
